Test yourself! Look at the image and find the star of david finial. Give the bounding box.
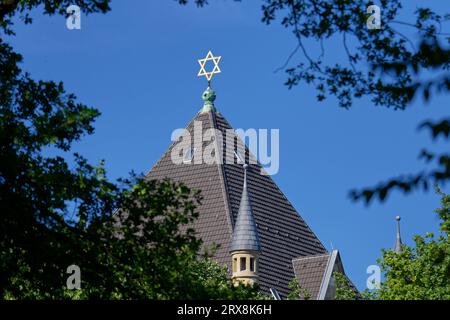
[197,50,222,85]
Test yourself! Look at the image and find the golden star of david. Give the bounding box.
[197,50,222,83]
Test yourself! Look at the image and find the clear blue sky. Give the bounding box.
[7,0,449,290]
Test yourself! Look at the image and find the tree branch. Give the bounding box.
[0,0,19,22]
[274,43,300,73]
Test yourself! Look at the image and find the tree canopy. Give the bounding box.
[2,0,449,300]
[0,0,110,34]
[367,188,450,299]
[334,188,450,300]
[0,0,262,299]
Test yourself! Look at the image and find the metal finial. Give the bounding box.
[201,86,216,112]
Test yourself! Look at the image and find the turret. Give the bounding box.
[230,164,261,285]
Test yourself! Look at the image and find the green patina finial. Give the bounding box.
[201,86,216,113]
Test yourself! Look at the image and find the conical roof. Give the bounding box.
[145,95,326,297]
[230,165,261,253]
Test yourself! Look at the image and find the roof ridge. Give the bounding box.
[291,252,331,262]
[208,110,235,236]
[317,249,338,300]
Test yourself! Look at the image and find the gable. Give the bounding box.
[292,253,330,299]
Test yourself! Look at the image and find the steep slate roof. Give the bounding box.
[230,165,261,253]
[146,106,327,298]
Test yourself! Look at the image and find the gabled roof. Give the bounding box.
[292,250,358,300]
[145,106,327,298]
[230,165,261,253]
[292,252,330,300]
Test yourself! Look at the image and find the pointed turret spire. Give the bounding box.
[230,164,261,253]
[394,216,403,253]
[230,164,261,285]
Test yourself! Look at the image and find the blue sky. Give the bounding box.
[7,0,449,290]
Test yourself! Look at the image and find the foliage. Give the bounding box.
[288,273,358,300]
[333,272,358,300]
[184,258,268,300]
[177,0,450,204]
[333,189,450,300]
[177,0,448,109]
[366,188,450,299]
[0,36,118,298]
[287,278,311,300]
[0,1,261,300]
[0,0,111,35]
